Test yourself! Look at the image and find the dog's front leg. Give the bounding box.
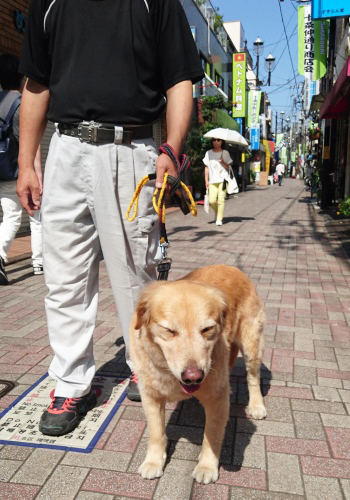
[139,394,167,479]
[193,388,230,484]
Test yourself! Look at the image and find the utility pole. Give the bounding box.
[275,112,278,138]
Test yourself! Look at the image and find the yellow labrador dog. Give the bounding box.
[130,264,266,484]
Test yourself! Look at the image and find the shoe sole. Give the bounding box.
[39,392,97,436]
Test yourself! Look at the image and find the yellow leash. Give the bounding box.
[126,172,197,224]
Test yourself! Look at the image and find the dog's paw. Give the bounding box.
[248,404,267,420]
[192,464,219,484]
[138,460,164,480]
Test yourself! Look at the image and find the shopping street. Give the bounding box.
[1,179,350,499]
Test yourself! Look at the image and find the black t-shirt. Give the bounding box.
[19,0,204,125]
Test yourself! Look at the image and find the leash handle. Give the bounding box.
[159,143,191,175]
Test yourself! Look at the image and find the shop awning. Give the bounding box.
[320,56,350,120]
[309,92,326,113]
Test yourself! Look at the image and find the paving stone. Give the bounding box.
[293,365,317,385]
[303,475,343,500]
[236,418,295,437]
[318,377,343,388]
[153,458,196,499]
[340,479,350,498]
[266,436,330,457]
[233,433,266,470]
[263,396,293,423]
[321,414,350,428]
[294,411,326,440]
[312,385,341,402]
[339,389,350,403]
[82,469,157,498]
[291,399,346,414]
[76,493,114,500]
[192,483,229,500]
[301,456,350,479]
[62,449,131,472]
[325,427,350,459]
[36,465,90,500]
[0,483,40,499]
[104,419,146,453]
[217,465,266,490]
[0,458,22,481]
[267,452,304,495]
[11,448,64,485]
[0,445,33,460]
[230,488,304,499]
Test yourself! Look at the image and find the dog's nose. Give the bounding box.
[181,367,204,385]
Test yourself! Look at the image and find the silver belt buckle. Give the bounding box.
[78,121,101,143]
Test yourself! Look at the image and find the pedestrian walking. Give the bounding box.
[0,54,43,285]
[203,138,233,225]
[17,0,204,436]
[275,161,285,186]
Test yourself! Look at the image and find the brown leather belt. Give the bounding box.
[57,122,153,144]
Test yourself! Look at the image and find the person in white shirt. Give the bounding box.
[275,162,285,186]
[203,138,233,225]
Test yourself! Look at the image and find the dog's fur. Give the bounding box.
[130,265,266,484]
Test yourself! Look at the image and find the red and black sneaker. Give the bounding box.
[39,389,97,436]
[127,372,141,402]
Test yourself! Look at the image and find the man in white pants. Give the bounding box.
[17,0,204,436]
[0,54,43,285]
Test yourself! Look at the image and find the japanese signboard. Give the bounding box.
[247,91,261,128]
[312,0,350,20]
[298,5,329,81]
[232,53,246,119]
[250,126,260,151]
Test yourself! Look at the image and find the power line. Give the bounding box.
[277,0,300,101]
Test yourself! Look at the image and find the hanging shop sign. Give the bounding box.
[247,90,261,128]
[232,53,246,119]
[250,126,260,151]
[298,4,329,81]
[312,0,350,20]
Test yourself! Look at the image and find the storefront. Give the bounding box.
[320,56,350,200]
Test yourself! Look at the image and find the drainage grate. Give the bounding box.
[0,380,15,399]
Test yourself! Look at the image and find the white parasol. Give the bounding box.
[204,127,249,147]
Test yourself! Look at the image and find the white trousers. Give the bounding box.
[41,132,160,397]
[0,180,42,266]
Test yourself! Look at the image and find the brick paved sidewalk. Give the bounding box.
[1,178,350,499]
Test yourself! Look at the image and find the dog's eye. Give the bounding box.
[166,328,176,335]
[159,325,176,335]
[201,326,214,334]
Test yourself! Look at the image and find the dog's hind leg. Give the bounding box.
[138,395,167,479]
[240,313,267,420]
[192,387,230,484]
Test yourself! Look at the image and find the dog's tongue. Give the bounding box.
[180,383,201,394]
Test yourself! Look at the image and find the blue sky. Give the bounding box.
[217,0,304,130]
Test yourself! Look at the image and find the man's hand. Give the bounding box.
[17,168,41,216]
[156,153,178,189]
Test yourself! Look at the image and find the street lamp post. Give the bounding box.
[253,37,264,88]
[281,110,285,133]
[265,53,276,86]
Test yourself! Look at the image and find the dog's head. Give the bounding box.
[134,280,228,394]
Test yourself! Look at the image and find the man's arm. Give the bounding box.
[155,80,193,188]
[17,78,49,215]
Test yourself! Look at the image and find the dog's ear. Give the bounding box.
[134,299,149,330]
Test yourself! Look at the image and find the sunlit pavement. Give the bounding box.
[1,178,350,499]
